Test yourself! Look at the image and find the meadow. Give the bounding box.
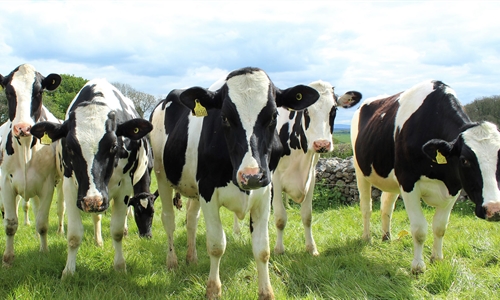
[0,176,499,299]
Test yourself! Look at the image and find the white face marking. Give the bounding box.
[462,122,500,205]
[226,70,270,170]
[140,198,148,208]
[303,80,335,151]
[10,64,37,125]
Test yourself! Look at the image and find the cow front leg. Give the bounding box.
[159,183,178,269]
[93,214,103,247]
[21,196,30,226]
[62,199,83,278]
[110,198,128,272]
[301,180,318,256]
[202,202,225,300]
[272,184,287,255]
[430,197,457,263]
[186,198,200,265]
[250,192,274,300]
[2,188,19,267]
[356,174,373,242]
[380,192,399,241]
[55,182,65,235]
[401,191,427,274]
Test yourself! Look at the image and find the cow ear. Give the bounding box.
[422,139,456,164]
[42,74,62,91]
[116,118,153,140]
[337,91,362,108]
[179,87,220,117]
[31,121,67,144]
[276,85,320,111]
[0,74,4,88]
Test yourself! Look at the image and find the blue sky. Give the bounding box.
[1,1,499,125]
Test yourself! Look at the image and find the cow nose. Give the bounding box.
[82,196,105,213]
[238,167,264,189]
[13,123,32,137]
[485,202,500,221]
[313,140,331,153]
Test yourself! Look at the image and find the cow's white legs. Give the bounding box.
[272,184,287,254]
[62,181,83,278]
[301,178,318,256]
[232,213,241,234]
[401,191,427,273]
[2,187,18,267]
[250,190,274,300]
[201,200,225,300]
[55,182,65,235]
[380,192,399,241]
[357,175,373,242]
[158,180,178,269]
[110,197,128,272]
[430,196,457,263]
[93,214,103,247]
[186,198,200,264]
[21,197,30,226]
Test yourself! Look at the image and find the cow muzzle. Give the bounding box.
[485,202,500,222]
[237,167,267,190]
[79,196,108,213]
[313,140,332,153]
[13,123,32,138]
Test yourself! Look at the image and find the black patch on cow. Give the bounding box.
[329,106,337,134]
[287,111,308,154]
[5,132,14,155]
[278,123,291,156]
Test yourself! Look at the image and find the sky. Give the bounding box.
[1,0,499,125]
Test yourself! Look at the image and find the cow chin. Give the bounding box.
[77,197,109,213]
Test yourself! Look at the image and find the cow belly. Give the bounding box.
[416,176,459,207]
[275,153,316,203]
[362,167,400,194]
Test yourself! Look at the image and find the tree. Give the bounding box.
[464,95,500,126]
[44,74,88,119]
[112,82,160,119]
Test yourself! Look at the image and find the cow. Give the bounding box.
[150,67,320,299]
[271,80,361,256]
[30,78,152,277]
[0,64,63,267]
[350,80,500,274]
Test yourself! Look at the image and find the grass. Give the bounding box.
[1,181,500,299]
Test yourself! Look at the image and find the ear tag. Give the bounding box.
[296,93,303,101]
[134,127,139,134]
[435,150,447,164]
[41,132,52,145]
[193,99,208,117]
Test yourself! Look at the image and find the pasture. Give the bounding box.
[1,179,499,299]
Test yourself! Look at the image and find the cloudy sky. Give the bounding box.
[1,0,499,124]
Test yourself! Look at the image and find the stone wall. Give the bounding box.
[314,156,467,205]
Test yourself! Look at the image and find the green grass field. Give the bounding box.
[1,182,499,299]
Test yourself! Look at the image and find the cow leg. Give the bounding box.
[110,197,128,272]
[21,197,30,226]
[272,182,287,255]
[186,198,200,265]
[93,214,103,247]
[55,181,65,235]
[232,213,241,234]
[62,181,83,278]
[401,191,427,274]
[357,175,373,242]
[380,192,399,241]
[123,206,131,237]
[430,196,457,263]
[250,189,274,300]
[2,188,19,267]
[201,200,225,300]
[159,181,178,269]
[301,178,318,256]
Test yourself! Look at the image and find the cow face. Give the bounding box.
[126,191,158,238]
[423,122,500,221]
[180,67,320,190]
[0,64,61,138]
[31,107,152,213]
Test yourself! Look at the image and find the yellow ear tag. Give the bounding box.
[41,132,52,145]
[296,93,303,101]
[134,127,139,134]
[193,99,208,117]
[436,150,447,164]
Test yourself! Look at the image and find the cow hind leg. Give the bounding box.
[21,197,30,226]
[430,197,457,263]
[93,214,103,247]
[380,192,399,241]
[357,176,373,242]
[159,182,178,269]
[301,184,318,256]
[56,182,65,234]
[110,198,128,272]
[272,189,287,255]
[401,191,427,274]
[34,194,52,253]
[186,198,200,265]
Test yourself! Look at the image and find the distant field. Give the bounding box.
[333,130,351,144]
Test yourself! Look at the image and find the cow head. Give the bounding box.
[293,80,362,154]
[31,105,152,213]
[180,67,320,190]
[125,190,158,238]
[0,64,61,138]
[422,121,500,221]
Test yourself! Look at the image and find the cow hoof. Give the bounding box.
[206,280,222,299]
[306,245,319,256]
[2,253,14,267]
[273,246,285,255]
[382,232,391,241]
[411,261,426,274]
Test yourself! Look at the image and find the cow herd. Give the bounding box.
[1,64,499,299]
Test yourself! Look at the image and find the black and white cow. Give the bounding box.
[271,80,361,256]
[351,80,500,273]
[0,64,63,267]
[150,67,320,299]
[30,78,152,277]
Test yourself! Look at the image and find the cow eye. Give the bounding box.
[221,115,229,127]
[110,143,119,154]
[269,112,278,127]
[460,157,470,167]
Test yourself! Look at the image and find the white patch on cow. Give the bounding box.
[10,64,36,126]
[226,70,270,170]
[462,122,500,205]
[74,102,110,198]
[140,198,148,208]
[394,80,436,138]
[380,112,386,119]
